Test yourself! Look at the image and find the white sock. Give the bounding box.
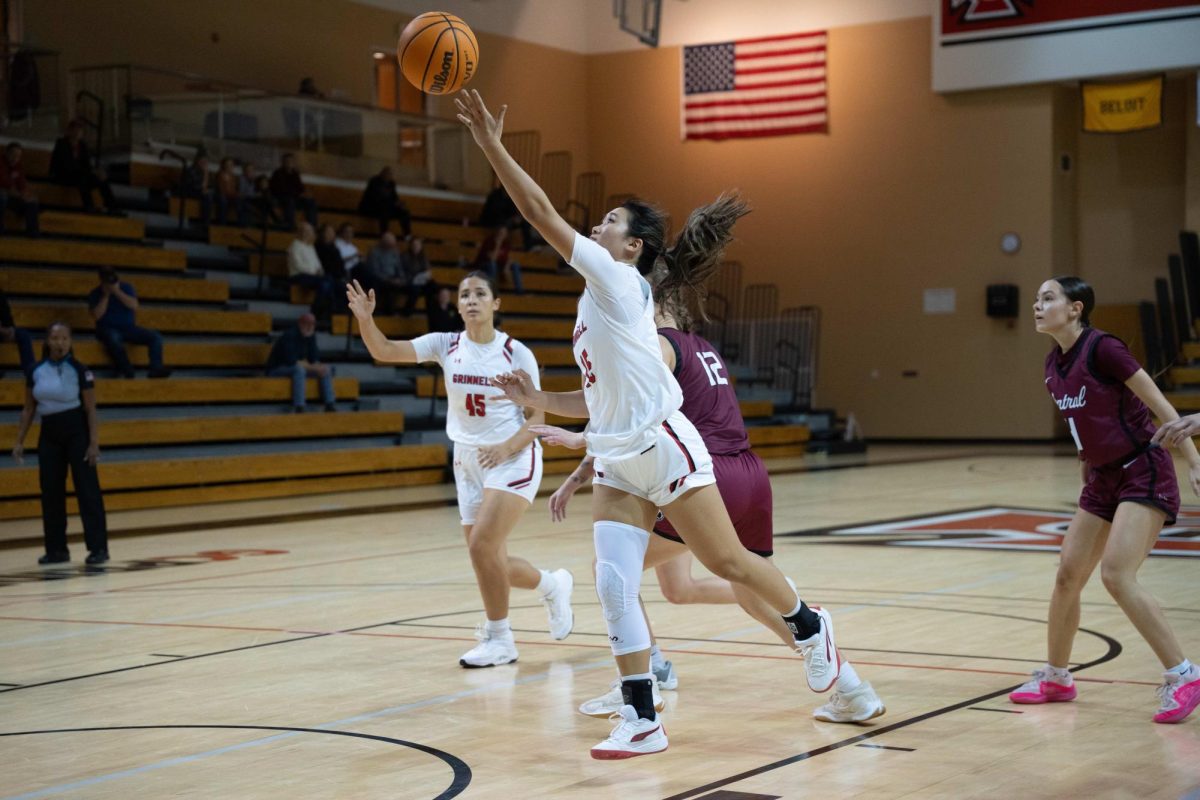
[1166,659,1194,678]
[621,671,655,683]
[535,569,555,596]
[485,618,512,638]
[1045,664,1072,684]
[834,662,862,694]
[783,595,803,618]
[649,644,666,671]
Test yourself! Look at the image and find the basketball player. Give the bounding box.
[458,89,845,759]
[544,291,886,725]
[1015,277,1200,724]
[346,273,574,668]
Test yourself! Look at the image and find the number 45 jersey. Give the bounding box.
[659,327,750,456]
[413,331,541,446]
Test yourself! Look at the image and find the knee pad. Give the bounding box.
[593,520,651,656]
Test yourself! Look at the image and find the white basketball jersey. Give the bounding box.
[570,233,683,461]
[412,331,540,446]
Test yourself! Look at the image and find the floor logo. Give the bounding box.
[807,506,1200,558]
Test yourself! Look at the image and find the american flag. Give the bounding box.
[682,31,828,141]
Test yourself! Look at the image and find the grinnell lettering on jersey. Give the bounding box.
[1054,386,1086,411]
[452,374,490,386]
[572,322,588,346]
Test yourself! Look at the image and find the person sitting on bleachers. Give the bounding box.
[266,312,335,413]
[0,288,36,377]
[287,222,334,320]
[215,157,246,226]
[49,118,118,214]
[362,231,406,314]
[181,153,213,225]
[357,166,411,237]
[0,142,40,237]
[269,152,317,229]
[248,173,280,227]
[334,222,361,278]
[400,235,434,316]
[87,267,171,379]
[315,223,346,281]
[426,285,463,333]
[473,225,524,295]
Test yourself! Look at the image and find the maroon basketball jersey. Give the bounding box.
[1044,327,1154,466]
[659,327,749,456]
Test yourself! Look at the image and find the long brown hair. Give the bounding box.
[624,192,750,332]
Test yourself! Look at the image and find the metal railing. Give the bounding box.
[64,63,490,192]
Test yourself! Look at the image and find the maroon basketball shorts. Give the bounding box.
[1079,444,1180,526]
[654,448,774,557]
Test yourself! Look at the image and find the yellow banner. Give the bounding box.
[1082,76,1162,133]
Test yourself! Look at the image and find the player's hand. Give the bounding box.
[548,478,579,523]
[84,442,100,467]
[530,424,585,450]
[12,443,23,465]
[477,444,511,469]
[454,89,506,151]
[346,280,376,321]
[490,369,537,405]
[1152,414,1200,448]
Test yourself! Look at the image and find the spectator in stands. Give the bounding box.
[269,152,317,229]
[315,223,345,281]
[400,235,434,316]
[334,222,361,277]
[473,225,524,295]
[363,231,405,313]
[181,153,213,225]
[0,142,39,236]
[266,312,335,413]
[214,157,246,226]
[49,118,118,214]
[238,161,259,198]
[0,288,35,377]
[479,183,538,249]
[87,267,171,379]
[12,321,109,565]
[358,166,411,237]
[248,173,279,227]
[288,222,334,320]
[427,285,462,333]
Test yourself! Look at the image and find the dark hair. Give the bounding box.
[622,193,750,332]
[336,222,354,237]
[1052,275,1094,327]
[460,270,498,298]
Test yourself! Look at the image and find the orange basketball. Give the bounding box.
[397,12,479,95]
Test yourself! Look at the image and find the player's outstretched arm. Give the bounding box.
[346,280,419,364]
[455,90,576,263]
[490,369,589,418]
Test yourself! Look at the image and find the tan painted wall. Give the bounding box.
[1075,77,1188,304]
[585,17,1058,438]
[1186,73,1200,234]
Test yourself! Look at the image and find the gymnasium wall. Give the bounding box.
[22,0,592,176]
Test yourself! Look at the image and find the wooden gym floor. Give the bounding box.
[1,445,1198,799]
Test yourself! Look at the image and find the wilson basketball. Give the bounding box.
[397,12,479,95]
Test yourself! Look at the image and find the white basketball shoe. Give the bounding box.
[794,606,841,692]
[813,681,886,723]
[589,705,668,760]
[459,625,518,668]
[541,568,574,640]
[579,680,665,718]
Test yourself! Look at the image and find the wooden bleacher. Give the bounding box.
[5,209,144,240]
[544,399,773,428]
[1,266,229,304]
[0,238,186,271]
[331,315,574,342]
[0,377,358,407]
[1,340,270,369]
[11,304,270,335]
[0,410,404,449]
[0,443,446,519]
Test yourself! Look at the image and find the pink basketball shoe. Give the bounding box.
[1009,669,1077,704]
[1154,668,1200,724]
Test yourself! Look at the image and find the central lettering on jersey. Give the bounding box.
[452,374,491,386]
[572,322,588,346]
[1054,385,1087,411]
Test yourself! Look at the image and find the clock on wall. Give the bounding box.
[1000,231,1021,255]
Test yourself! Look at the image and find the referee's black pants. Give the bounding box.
[38,407,107,556]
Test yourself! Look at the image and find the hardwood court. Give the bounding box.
[1,447,1198,799]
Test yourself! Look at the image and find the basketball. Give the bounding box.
[397,12,478,95]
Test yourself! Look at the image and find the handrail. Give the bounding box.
[159,147,188,232]
[775,339,803,408]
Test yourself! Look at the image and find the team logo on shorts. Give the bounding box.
[791,506,1200,558]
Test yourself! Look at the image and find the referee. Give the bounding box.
[12,322,109,565]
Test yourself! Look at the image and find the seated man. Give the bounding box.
[357,166,411,236]
[87,267,171,379]
[266,312,335,413]
[287,222,334,320]
[49,118,118,214]
[0,288,35,377]
[269,152,317,229]
[0,142,40,236]
[362,231,405,314]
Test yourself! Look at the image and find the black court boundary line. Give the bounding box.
[662,622,1122,800]
[0,451,1019,551]
[855,744,914,752]
[0,724,471,800]
[969,706,1023,714]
